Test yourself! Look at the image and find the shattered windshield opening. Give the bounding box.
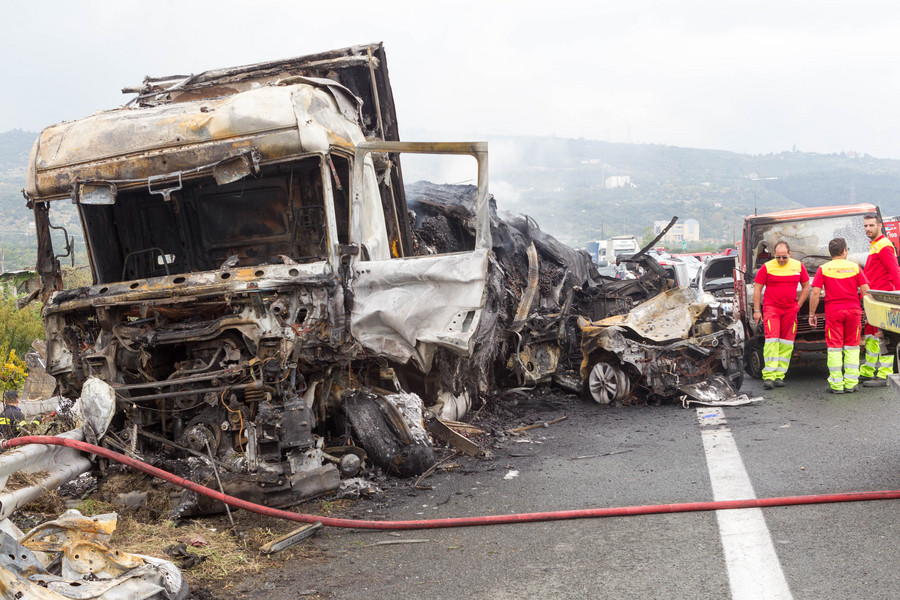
[79,156,332,284]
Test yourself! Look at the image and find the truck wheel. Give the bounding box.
[727,358,745,390]
[343,392,435,477]
[744,337,764,379]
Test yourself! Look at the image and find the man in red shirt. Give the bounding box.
[808,238,871,394]
[860,213,900,386]
[753,241,810,389]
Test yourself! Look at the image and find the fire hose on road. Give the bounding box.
[3,435,898,531]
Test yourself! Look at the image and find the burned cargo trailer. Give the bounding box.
[24,44,492,508]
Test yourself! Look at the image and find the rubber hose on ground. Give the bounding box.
[3,436,898,531]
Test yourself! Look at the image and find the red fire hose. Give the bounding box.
[3,435,899,531]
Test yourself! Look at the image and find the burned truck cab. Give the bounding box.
[24,45,491,509]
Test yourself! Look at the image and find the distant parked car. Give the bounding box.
[651,253,699,288]
[693,254,737,314]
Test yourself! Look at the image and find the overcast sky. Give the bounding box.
[3,0,900,158]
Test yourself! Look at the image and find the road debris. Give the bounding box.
[164,543,207,569]
[678,374,762,407]
[424,415,487,458]
[569,449,633,460]
[259,521,323,555]
[1,508,189,599]
[414,451,463,490]
[365,538,430,547]
[436,419,487,436]
[506,415,569,435]
[336,477,382,499]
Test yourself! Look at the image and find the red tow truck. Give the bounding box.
[735,204,882,378]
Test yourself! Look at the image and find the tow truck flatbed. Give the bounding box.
[863,291,900,392]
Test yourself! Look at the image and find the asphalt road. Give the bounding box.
[217,361,899,600]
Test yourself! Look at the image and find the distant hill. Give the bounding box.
[0,129,34,176]
[3,129,900,270]
[0,129,80,272]
[483,136,900,247]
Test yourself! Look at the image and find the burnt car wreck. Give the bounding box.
[579,287,745,405]
[24,44,491,509]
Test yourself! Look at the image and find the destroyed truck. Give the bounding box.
[23,44,493,510]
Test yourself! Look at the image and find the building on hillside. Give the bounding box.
[604,175,634,189]
[0,270,39,298]
[654,219,700,244]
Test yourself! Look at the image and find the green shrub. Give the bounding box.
[0,297,44,358]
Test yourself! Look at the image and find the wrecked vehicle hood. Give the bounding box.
[582,287,706,343]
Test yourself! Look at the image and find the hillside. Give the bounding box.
[484,136,900,247]
[0,129,81,271]
[3,129,900,270]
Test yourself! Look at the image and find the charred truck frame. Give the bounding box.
[24,44,491,510]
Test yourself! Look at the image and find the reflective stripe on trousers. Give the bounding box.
[762,337,795,381]
[826,346,861,390]
[860,334,893,379]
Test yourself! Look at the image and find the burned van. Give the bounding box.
[23,44,491,509]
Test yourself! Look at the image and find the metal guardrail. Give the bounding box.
[18,397,61,418]
[0,428,91,521]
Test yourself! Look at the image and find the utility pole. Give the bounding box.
[749,175,779,215]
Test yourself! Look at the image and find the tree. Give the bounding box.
[0,297,44,358]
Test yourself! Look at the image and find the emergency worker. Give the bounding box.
[0,390,25,438]
[860,213,900,386]
[753,241,810,389]
[808,238,871,394]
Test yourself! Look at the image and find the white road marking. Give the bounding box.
[696,407,793,600]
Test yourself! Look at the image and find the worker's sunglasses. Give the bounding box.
[774,255,789,259]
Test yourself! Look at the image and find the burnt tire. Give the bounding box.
[744,336,764,380]
[343,392,435,477]
[729,361,745,391]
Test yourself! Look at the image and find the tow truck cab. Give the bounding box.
[736,204,880,378]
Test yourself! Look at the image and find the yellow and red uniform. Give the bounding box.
[863,235,900,291]
[754,258,809,381]
[861,234,900,379]
[812,259,868,390]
